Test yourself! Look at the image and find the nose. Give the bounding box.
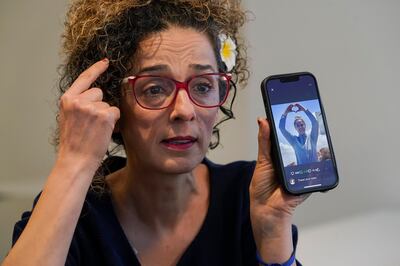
[169,89,196,121]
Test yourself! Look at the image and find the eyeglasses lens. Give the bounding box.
[133,74,229,109]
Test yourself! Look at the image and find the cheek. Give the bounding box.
[120,100,160,144]
[199,109,218,142]
[204,109,218,129]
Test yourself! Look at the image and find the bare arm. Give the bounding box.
[279,105,296,144]
[2,59,120,266]
[304,109,319,142]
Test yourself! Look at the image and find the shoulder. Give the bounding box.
[202,158,256,211]
[12,189,115,244]
[12,189,136,265]
[203,158,256,187]
[12,190,112,238]
[203,158,256,177]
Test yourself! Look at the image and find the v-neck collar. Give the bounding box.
[103,157,217,266]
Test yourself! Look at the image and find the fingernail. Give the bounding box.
[102,58,109,64]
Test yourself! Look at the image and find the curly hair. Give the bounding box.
[56,0,249,192]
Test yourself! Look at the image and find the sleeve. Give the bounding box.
[291,224,303,266]
[12,211,30,246]
[12,194,41,247]
[305,109,319,142]
[279,115,296,145]
[11,194,80,266]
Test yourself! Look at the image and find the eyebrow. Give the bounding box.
[137,65,169,74]
[137,64,216,75]
[189,64,216,72]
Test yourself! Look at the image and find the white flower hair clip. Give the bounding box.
[219,33,237,72]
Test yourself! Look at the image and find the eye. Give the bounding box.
[193,82,213,94]
[138,78,174,98]
[144,85,165,97]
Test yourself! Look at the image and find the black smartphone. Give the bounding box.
[260,72,339,195]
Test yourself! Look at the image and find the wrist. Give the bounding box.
[50,154,100,188]
[251,203,294,226]
[251,212,293,243]
[55,151,101,175]
[251,207,294,263]
[253,223,294,266]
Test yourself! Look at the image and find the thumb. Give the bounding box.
[257,117,272,164]
[252,117,276,203]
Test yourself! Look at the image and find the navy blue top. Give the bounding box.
[12,157,301,265]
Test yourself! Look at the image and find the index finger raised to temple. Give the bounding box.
[66,58,109,95]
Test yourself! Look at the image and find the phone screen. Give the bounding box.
[262,73,338,194]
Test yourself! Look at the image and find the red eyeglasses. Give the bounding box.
[122,73,232,110]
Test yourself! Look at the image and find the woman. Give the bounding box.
[279,103,319,165]
[3,1,308,265]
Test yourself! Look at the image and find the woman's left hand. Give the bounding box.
[250,117,309,219]
[249,117,309,263]
[294,103,306,113]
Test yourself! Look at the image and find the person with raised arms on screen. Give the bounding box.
[279,103,319,165]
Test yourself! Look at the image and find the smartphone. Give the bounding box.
[260,72,339,195]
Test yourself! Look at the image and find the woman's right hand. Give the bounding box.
[2,59,121,266]
[57,58,120,171]
[284,104,294,115]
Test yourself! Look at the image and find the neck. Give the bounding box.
[108,161,208,231]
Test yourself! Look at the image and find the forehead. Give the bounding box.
[135,26,217,73]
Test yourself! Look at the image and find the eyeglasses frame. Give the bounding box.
[121,72,232,110]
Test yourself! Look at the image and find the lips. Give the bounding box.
[161,136,197,150]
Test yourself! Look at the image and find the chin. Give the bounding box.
[159,155,204,174]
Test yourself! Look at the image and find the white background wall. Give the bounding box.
[1,0,399,263]
[210,0,400,225]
